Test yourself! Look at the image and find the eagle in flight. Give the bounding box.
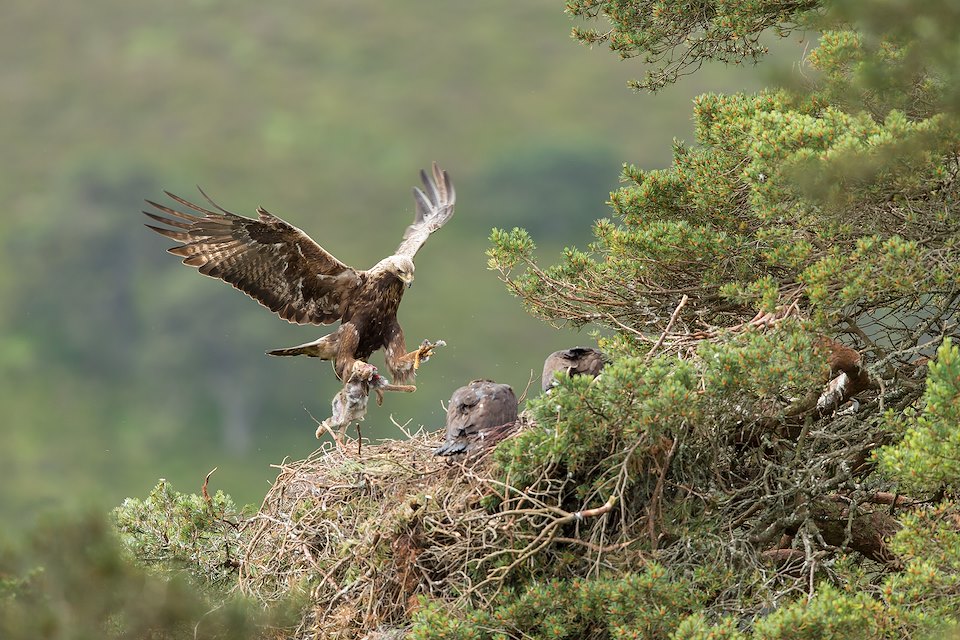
[144,162,455,384]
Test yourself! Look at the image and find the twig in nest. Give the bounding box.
[647,438,678,548]
[468,495,618,597]
[647,294,688,360]
[389,415,419,439]
[545,536,640,554]
[202,467,218,510]
[517,369,538,404]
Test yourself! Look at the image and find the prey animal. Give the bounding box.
[143,163,454,385]
[318,360,417,449]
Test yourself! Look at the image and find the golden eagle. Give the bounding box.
[434,380,519,457]
[541,347,608,392]
[144,163,454,384]
[816,339,873,415]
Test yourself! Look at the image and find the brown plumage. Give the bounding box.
[434,380,519,457]
[144,163,455,383]
[541,347,608,392]
[817,339,874,414]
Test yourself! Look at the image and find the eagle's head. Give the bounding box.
[375,255,416,288]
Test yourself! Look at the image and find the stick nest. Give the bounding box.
[237,428,514,639]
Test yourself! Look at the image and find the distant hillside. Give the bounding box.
[0,0,792,522]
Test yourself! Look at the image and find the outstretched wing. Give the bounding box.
[394,162,456,258]
[144,190,361,325]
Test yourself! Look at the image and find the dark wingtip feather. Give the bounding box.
[430,161,453,203]
[411,187,429,222]
[196,185,235,216]
[143,210,191,230]
[422,166,442,203]
[145,199,203,223]
[162,190,219,217]
[419,168,433,197]
[145,224,190,242]
[444,170,455,203]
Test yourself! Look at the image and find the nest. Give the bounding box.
[235,414,634,639]
[230,355,905,638]
[237,429,497,638]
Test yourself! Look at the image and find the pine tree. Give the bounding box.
[422,0,960,636]
[70,2,960,637]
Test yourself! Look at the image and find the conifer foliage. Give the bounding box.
[467,0,960,637]
[10,2,960,638]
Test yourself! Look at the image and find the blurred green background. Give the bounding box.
[0,0,793,525]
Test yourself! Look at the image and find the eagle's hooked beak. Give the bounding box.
[401,273,414,289]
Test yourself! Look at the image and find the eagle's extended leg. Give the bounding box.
[395,339,446,370]
[372,380,417,406]
[385,333,446,385]
[384,321,445,384]
[410,339,446,369]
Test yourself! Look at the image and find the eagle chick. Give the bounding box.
[541,347,608,392]
[434,380,519,458]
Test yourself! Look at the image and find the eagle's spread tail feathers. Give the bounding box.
[267,331,341,359]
